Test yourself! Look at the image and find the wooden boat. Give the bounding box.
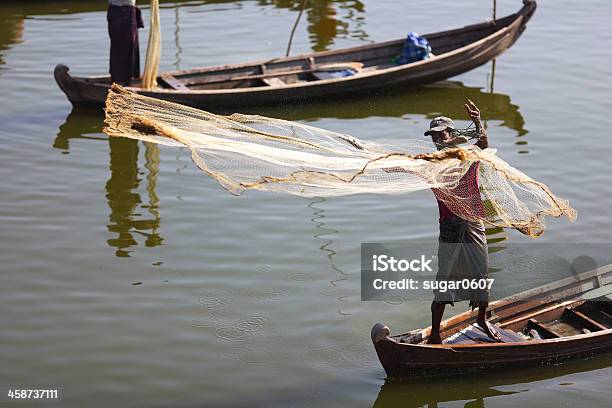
[54,0,536,109]
[371,263,612,378]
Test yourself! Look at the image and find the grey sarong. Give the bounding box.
[434,216,489,307]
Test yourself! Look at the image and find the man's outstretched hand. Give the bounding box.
[465,99,481,122]
[466,99,488,148]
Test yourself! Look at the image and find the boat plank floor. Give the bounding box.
[442,324,525,345]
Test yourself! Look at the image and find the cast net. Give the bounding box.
[142,0,161,90]
[103,85,576,237]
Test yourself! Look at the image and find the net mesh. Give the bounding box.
[103,85,576,238]
[141,0,161,90]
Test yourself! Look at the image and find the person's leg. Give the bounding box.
[476,301,501,341]
[108,6,134,85]
[427,301,446,344]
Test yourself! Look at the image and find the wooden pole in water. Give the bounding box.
[174,4,182,70]
[286,0,308,57]
[490,58,496,93]
[493,0,497,21]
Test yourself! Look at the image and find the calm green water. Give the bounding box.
[1,1,611,407]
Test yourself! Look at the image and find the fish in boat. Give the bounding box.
[371,263,612,378]
[54,0,536,109]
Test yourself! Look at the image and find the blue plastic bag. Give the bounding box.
[396,32,432,65]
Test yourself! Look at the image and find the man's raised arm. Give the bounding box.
[465,99,488,149]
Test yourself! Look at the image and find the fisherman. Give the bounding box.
[425,100,502,344]
[107,0,144,85]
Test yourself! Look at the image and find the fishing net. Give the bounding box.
[103,85,576,237]
[142,0,161,90]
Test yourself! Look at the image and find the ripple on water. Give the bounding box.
[242,287,290,301]
[383,296,408,305]
[255,265,273,273]
[289,272,312,282]
[300,343,372,370]
[188,291,235,328]
[198,294,230,311]
[220,348,275,366]
[215,315,270,342]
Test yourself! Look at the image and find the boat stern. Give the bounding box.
[521,0,538,24]
[54,64,83,106]
[371,323,399,376]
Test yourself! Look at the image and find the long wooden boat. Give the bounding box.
[371,263,612,378]
[55,0,536,109]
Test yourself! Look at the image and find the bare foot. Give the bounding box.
[427,332,442,344]
[476,320,502,342]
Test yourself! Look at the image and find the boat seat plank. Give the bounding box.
[575,301,612,328]
[498,300,574,330]
[158,74,190,90]
[583,309,612,328]
[563,307,608,331]
[526,318,562,339]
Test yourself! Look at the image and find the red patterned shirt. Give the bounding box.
[432,161,486,222]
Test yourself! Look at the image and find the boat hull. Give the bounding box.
[374,329,612,378]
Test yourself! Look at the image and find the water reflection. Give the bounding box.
[106,138,163,257]
[0,0,207,17]
[0,0,232,68]
[484,226,508,277]
[372,355,612,408]
[258,0,367,51]
[54,107,107,151]
[251,79,528,137]
[55,109,164,257]
[308,198,351,315]
[0,16,23,67]
[0,0,367,66]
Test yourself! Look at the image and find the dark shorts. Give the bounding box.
[433,216,489,307]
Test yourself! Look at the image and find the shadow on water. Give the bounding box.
[55,108,164,257]
[372,354,612,408]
